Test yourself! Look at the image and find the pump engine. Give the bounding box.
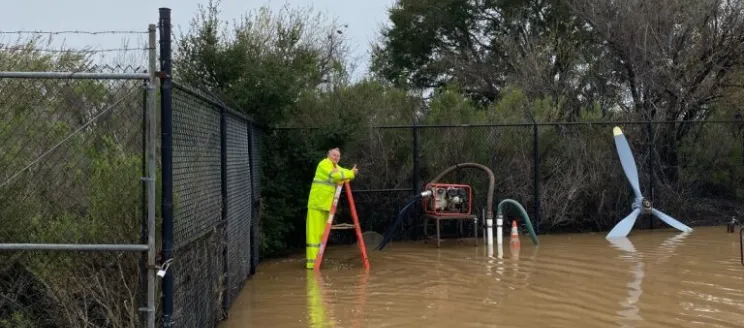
[422,183,472,216]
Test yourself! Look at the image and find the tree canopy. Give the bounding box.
[371,0,744,122]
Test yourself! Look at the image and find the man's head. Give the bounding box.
[327,148,341,164]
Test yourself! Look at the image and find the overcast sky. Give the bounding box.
[0,0,396,81]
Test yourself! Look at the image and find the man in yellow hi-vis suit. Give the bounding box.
[306,148,358,269]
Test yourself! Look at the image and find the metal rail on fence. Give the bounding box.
[1,7,267,328]
[0,25,159,328]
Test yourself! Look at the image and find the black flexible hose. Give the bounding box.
[375,195,422,251]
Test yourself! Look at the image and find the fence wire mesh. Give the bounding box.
[537,123,638,231]
[169,82,261,327]
[536,121,744,232]
[334,190,416,244]
[171,84,224,327]
[274,119,744,244]
[251,125,264,202]
[172,86,222,245]
[0,250,143,327]
[416,125,535,239]
[0,70,147,245]
[0,28,153,327]
[225,113,252,303]
[645,121,744,227]
[249,125,264,273]
[266,126,416,247]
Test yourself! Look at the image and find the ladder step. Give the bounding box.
[331,223,355,230]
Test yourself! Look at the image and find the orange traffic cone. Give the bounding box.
[510,220,520,249]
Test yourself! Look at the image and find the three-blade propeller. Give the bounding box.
[606,127,693,239]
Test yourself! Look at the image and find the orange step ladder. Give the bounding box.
[314,180,370,271]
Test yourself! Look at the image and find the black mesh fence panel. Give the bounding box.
[271,120,744,244]
[172,87,222,244]
[249,124,264,273]
[418,125,535,210]
[171,84,224,328]
[251,126,263,201]
[271,126,418,244]
[537,123,638,232]
[417,125,536,238]
[334,190,417,243]
[169,232,224,328]
[225,113,252,305]
[535,121,744,232]
[651,121,744,226]
[168,82,262,327]
[351,127,415,191]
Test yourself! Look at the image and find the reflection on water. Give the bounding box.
[220,227,744,328]
[607,232,690,326]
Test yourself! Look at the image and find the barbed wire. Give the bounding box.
[0,45,149,53]
[0,30,148,35]
[0,28,152,71]
[0,29,160,53]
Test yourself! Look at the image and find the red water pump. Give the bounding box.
[422,183,472,216]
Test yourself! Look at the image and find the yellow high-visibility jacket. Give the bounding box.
[307,158,356,211]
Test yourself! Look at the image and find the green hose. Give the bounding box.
[497,199,539,245]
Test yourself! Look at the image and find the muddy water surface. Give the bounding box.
[221,226,744,328]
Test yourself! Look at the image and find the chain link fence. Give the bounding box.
[164,81,264,327]
[154,9,266,328]
[0,26,159,328]
[275,119,744,243]
[1,8,268,328]
[249,124,264,275]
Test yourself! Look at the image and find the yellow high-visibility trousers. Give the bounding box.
[306,208,328,269]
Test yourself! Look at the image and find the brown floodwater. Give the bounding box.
[220,226,744,328]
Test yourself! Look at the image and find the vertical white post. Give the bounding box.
[486,217,493,257]
[482,208,486,246]
[497,214,504,259]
